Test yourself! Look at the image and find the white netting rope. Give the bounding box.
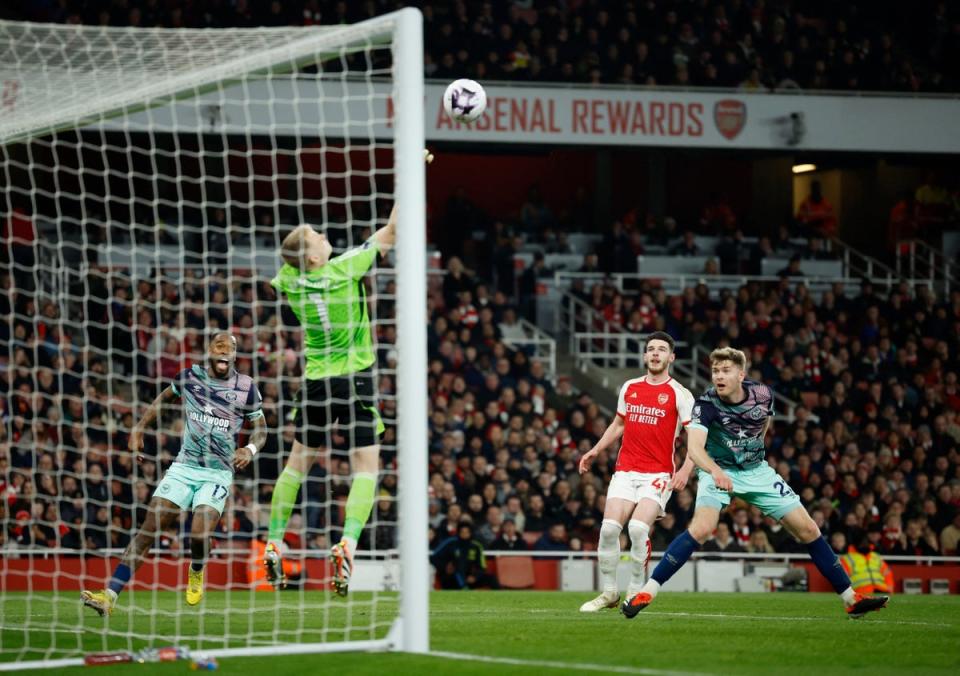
[0,19,394,143]
[1,12,410,667]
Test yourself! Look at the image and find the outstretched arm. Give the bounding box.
[128,386,178,461]
[373,204,398,256]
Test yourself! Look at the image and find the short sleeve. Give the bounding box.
[616,382,629,417]
[676,386,695,425]
[169,369,189,397]
[688,394,718,431]
[245,383,265,420]
[325,238,379,280]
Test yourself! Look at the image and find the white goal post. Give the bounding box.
[0,7,426,668]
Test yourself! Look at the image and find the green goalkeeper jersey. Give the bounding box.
[271,236,379,380]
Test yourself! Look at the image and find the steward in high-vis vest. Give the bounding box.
[840,538,894,594]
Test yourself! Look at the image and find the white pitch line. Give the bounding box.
[643,610,953,628]
[429,608,955,629]
[428,650,714,676]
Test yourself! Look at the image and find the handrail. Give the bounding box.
[572,331,692,374]
[553,271,918,299]
[689,346,811,424]
[501,317,558,384]
[832,237,897,282]
[896,239,956,295]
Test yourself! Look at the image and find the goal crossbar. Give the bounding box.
[0,16,393,144]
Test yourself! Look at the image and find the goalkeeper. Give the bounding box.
[265,205,396,596]
[81,333,266,615]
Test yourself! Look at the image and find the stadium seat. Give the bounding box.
[496,556,536,589]
[522,531,542,547]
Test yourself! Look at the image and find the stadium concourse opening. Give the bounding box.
[2,0,960,673]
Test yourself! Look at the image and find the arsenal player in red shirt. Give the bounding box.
[577,331,694,612]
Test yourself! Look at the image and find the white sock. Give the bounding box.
[597,519,623,595]
[627,519,651,596]
[640,578,661,599]
[342,536,358,553]
[106,589,118,602]
[841,586,856,605]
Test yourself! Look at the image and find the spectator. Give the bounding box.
[701,522,744,557]
[430,521,500,589]
[476,505,504,547]
[796,181,838,239]
[777,254,804,278]
[534,522,570,551]
[670,230,700,257]
[442,256,475,310]
[491,518,527,551]
[518,252,548,322]
[940,510,960,555]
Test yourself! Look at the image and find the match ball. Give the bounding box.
[443,79,487,124]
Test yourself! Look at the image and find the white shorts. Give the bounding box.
[606,471,673,516]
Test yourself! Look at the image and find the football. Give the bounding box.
[443,78,487,124]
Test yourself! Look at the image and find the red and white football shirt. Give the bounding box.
[615,376,694,474]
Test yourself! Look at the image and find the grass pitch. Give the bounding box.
[2,591,958,675]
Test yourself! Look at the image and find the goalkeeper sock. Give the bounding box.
[107,563,132,597]
[806,535,854,598]
[597,519,622,595]
[627,519,651,595]
[342,472,377,551]
[268,467,305,547]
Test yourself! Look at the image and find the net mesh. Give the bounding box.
[1,16,407,665]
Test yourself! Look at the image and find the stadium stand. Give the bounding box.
[11,0,960,93]
[2,1,960,574]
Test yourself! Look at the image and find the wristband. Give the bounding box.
[245,443,259,457]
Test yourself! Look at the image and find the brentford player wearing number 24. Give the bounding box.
[578,331,695,612]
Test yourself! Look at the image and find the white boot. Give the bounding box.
[579,591,620,612]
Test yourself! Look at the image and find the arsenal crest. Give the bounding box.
[657,393,669,405]
[714,99,746,140]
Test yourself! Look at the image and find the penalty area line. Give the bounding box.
[428,650,714,676]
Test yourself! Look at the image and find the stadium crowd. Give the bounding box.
[5,226,960,565]
[3,0,960,561]
[13,0,960,93]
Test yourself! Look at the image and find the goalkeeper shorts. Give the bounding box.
[297,367,385,448]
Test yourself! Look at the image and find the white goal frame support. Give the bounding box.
[0,7,427,669]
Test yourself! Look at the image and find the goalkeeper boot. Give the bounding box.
[579,592,620,612]
[621,592,654,619]
[331,540,354,597]
[80,589,115,617]
[263,542,287,590]
[846,593,889,619]
[186,567,204,606]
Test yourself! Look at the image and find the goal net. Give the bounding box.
[0,9,427,669]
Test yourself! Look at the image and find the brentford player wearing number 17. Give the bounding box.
[577,331,695,612]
